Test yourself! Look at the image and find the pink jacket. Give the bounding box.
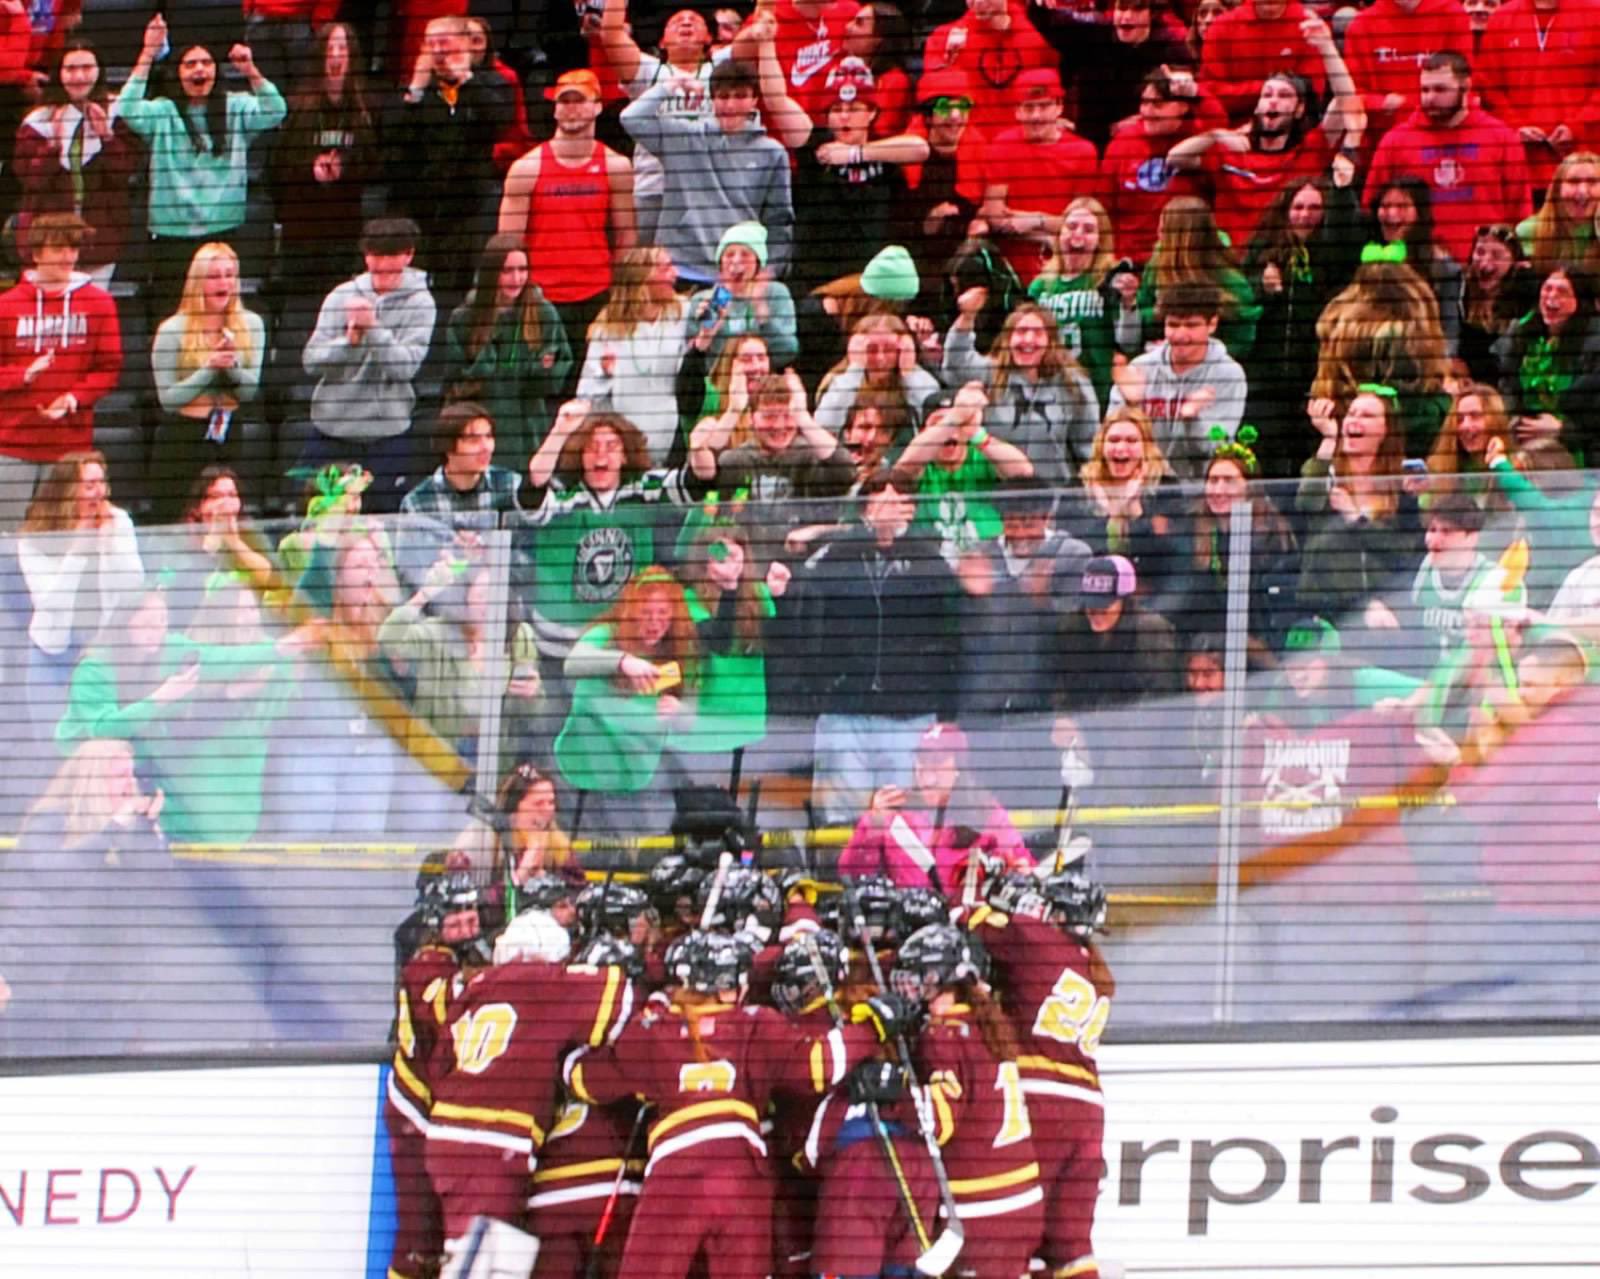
[838,801,1032,894]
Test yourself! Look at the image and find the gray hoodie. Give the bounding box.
[1108,337,1247,481]
[303,268,437,440]
[942,324,1100,487]
[621,80,794,280]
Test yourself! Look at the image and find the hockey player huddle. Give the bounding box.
[386,846,1113,1279]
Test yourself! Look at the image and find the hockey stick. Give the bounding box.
[698,848,735,931]
[584,1102,650,1279]
[802,935,946,1276]
[842,884,965,1275]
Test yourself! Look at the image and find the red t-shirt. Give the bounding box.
[1365,107,1533,260]
[1207,129,1333,249]
[767,0,862,120]
[1100,123,1207,261]
[984,125,1102,282]
[921,5,1058,139]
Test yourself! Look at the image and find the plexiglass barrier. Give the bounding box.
[2,472,1599,1062]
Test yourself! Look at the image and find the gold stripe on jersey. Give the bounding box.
[648,1098,761,1151]
[949,1160,1042,1196]
[928,1084,956,1147]
[391,1050,432,1107]
[1016,1054,1100,1088]
[431,1100,547,1147]
[531,1157,643,1184]
[811,1039,828,1093]
[588,966,623,1047]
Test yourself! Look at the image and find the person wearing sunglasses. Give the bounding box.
[893,67,986,290]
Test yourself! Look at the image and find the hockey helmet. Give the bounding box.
[770,928,849,1016]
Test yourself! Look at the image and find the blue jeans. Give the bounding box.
[811,712,936,830]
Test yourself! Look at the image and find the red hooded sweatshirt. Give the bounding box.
[1365,105,1533,260]
[0,272,122,462]
[1343,0,1473,130]
[1200,0,1328,123]
[1478,0,1600,135]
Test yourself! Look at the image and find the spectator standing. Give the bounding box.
[1032,0,1201,151]
[977,68,1099,287]
[149,241,267,522]
[0,214,121,524]
[791,81,928,290]
[1494,263,1600,463]
[1477,0,1600,189]
[400,402,526,520]
[813,312,941,436]
[837,1,915,137]
[943,292,1100,487]
[598,0,715,246]
[269,22,378,325]
[1129,196,1262,359]
[686,221,800,370]
[553,566,699,833]
[1100,67,1212,263]
[1364,50,1533,262]
[1465,0,1505,48]
[1343,0,1472,142]
[1518,150,1600,274]
[800,469,960,825]
[301,218,438,510]
[116,15,285,312]
[1170,18,1361,249]
[13,40,135,284]
[498,68,636,349]
[1028,197,1129,413]
[1243,178,1365,474]
[919,0,1055,140]
[463,16,533,173]
[577,246,693,463]
[1425,381,1516,490]
[1063,406,1183,590]
[17,451,143,737]
[1367,175,1466,349]
[1109,283,1248,479]
[1461,223,1537,383]
[385,14,510,303]
[1199,0,1327,124]
[893,68,985,295]
[732,0,861,123]
[446,235,574,476]
[1054,553,1181,714]
[619,58,793,284]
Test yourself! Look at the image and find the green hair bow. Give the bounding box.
[1360,241,1407,265]
[1356,382,1400,401]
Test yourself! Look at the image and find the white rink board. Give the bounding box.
[0,1064,379,1277]
[1096,1036,1600,1275]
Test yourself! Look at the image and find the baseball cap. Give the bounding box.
[546,69,602,101]
[1013,67,1063,104]
[917,722,969,761]
[1080,555,1136,603]
[915,65,974,106]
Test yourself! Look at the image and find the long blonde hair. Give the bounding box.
[1426,383,1513,478]
[1037,196,1116,286]
[20,449,109,534]
[1310,262,1450,403]
[1529,151,1600,276]
[174,242,257,376]
[1079,406,1168,490]
[588,246,687,340]
[990,304,1087,398]
[25,738,140,848]
[1148,196,1240,301]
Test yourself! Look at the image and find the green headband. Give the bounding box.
[1356,382,1399,401]
[1360,241,1407,265]
[1208,423,1259,475]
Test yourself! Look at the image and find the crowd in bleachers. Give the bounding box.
[2,0,1600,852]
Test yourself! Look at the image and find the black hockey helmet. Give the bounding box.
[519,872,580,913]
[647,853,708,920]
[988,869,1106,938]
[828,874,899,941]
[577,881,659,940]
[436,869,493,963]
[664,930,755,996]
[889,886,948,944]
[889,923,985,1006]
[573,933,646,978]
[694,868,783,941]
[771,928,849,1016]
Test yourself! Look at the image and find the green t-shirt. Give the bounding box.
[1028,271,1113,409]
[553,624,672,793]
[914,445,1002,562]
[669,585,776,754]
[529,498,664,628]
